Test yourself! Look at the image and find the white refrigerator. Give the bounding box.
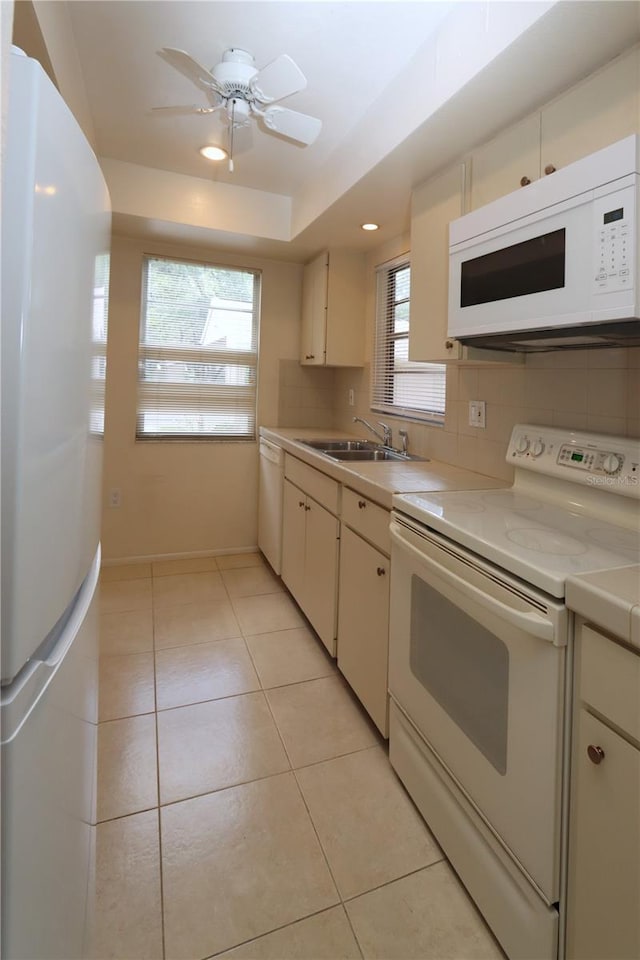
[1,48,111,959]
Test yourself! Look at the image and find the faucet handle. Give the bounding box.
[398,430,408,454]
[377,421,392,447]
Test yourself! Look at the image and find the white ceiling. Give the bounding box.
[68,1,452,195]
[63,1,640,258]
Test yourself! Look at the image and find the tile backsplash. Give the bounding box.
[275,349,639,482]
[277,359,336,429]
[330,347,640,482]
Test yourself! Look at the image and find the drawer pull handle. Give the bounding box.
[358,500,367,509]
[587,744,605,765]
[377,567,386,576]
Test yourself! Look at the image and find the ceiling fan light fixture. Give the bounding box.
[361,222,379,231]
[199,145,228,161]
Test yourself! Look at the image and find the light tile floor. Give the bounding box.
[94,552,504,960]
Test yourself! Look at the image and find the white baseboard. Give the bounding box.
[101,545,260,566]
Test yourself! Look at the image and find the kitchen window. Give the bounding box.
[137,255,260,439]
[371,255,445,423]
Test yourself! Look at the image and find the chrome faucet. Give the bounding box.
[398,430,408,455]
[353,416,392,448]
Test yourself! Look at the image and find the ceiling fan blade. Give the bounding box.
[252,54,307,103]
[158,48,220,91]
[152,104,218,116]
[261,106,321,145]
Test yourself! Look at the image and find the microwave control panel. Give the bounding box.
[593,183,635,294]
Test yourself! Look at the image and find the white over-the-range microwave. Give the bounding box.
[448,134,640,351]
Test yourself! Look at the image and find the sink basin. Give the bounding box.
[295,437,427,463]
[325,449,427,463]
[295,438,378,451]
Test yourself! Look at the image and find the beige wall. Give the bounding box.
[102,235,302,562]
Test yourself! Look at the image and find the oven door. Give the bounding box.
[389,514,567,904]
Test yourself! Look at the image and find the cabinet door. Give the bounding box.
[337,527,390,735]
[300,252,328,365]
[324,250,365,367]
[302,498,339,656]
[470,113,541,210]
[281,479,306,602]
[409,163,465,363]
[542,47,639,175]
[567,710,640,960]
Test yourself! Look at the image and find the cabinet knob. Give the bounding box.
[298,500,305,508]
[544,164,556,176]
[520,176,531,187]
[304,354,315,360]
[304,504,311,511]
[587,744,605,765]
[376,567,386,576]
[358,500,367,509]
[445,340,455,350]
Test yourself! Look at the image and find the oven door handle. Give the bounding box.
[390,525,555,643]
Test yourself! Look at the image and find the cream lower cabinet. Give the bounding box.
[336,489,391,736]
[281,458,340,655]
[566,623,640,960]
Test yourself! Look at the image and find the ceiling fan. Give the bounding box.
[156,46,322,170]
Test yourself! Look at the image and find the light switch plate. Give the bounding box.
[469,400,486,428]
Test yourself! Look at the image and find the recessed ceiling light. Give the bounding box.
[361,222,379,231]
[200,145,228,161]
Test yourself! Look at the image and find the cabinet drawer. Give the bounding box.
[580,625,640,741]
[342,488,390,555]
[284,454,339,514]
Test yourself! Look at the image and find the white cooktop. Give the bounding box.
[392,425,640,598]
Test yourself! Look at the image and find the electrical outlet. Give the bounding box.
[348,388,355,406]
[468,400,486,428]
[109,488,121,508]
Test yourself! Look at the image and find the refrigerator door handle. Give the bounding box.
[1,546,100,744]
[42,545,100,667]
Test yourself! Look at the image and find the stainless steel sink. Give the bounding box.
[295,438,378,451]
[295,437,427,463]
[325,449,427,462]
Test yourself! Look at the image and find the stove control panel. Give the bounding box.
[508,425,640,498]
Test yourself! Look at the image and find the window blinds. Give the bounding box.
[371,255,446,422]
[138,256,260,439]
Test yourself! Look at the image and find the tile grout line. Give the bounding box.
[238,613,367,960]
[151,570,167,960]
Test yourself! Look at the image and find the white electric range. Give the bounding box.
[388,425,640,960]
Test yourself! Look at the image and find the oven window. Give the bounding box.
[410,575,509,774]
[460,228,565,307]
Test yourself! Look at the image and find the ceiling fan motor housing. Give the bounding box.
[212,48,258,99]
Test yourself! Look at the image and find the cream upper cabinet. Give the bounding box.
[300,249,366,367]
[469,114,541,210]
[469,47,639,214]
[409,163,465,363]
[541,46,639,176]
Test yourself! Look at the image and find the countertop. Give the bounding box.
[260,426,505,511]
[566,565,640,650]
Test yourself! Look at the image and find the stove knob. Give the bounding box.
[602,453,622,475]
[515,436,530,455]
[531,440,545,458]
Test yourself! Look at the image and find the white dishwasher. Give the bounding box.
[258,437,284,575]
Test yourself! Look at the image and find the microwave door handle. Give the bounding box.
[390,525,555,644]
